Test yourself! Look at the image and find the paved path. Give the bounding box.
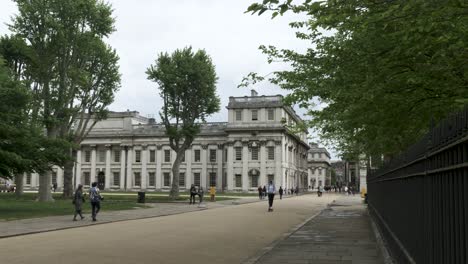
[250,196,385,264]
[0,194,337,264]
[0,196,261,238]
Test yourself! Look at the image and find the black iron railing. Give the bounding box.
[368,106,468,264]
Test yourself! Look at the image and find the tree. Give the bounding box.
[147,47,220,199]
[6,0,120,200]
[0,57,69,196]
[244,0,468,159]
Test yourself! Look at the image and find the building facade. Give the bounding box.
[21,91,310,192]
[307,142,331,189]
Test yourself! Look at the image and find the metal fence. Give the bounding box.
[367,106,468,264]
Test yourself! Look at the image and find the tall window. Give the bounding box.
[163,172,171,186]
[235,174,242,188]
[164,150,171,162]
[85,151,91,162]
[194,149,201,162]
[251,175,258,187]
[26,173,32,185]
[135,150,141,163]
[114,150,120,162]
[267,109,275,120]
[194,172,201,187]
[134,172,141,186]
[267,147,275,160]
[83,172,90,186]
[181,152,185,162]
[148,172,155,187]
[52,171,57,184]
[251,147,259,160]
[268,174,274,183]
[235,147,242,160]
[99,150,105,162]
[209,172,216,187]
[235,110,242,121]
[179,172,185,187]
[113,172,120,186]
[149,150,156,163]
[224,149,228,162]
[251,109,258,121]
[209,149,217,162]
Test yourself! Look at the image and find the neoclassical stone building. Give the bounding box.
[22,91,310,192]
[307,142,331,188]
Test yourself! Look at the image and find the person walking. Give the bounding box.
[89,182,102,222]
[72,184,85,221]
[189,184,197,204]
[262,185,267,200]
[257,186,263,200]
[198,186,204,204]
[209,186,216,202]
[279,186,283,200]
[267,180,276,212]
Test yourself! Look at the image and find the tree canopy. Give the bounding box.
[2,0,120,200]
[147,47,220,198]
[245,0,468,159]
[0,58,68,179]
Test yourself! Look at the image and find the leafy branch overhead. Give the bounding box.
[245,0,468,158]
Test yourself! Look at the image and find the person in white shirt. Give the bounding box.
[267,180,276,212]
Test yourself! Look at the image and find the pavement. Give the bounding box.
[0,195,261,238]
[246,195,385,264]
[0,194,385,264]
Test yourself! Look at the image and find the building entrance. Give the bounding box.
[97,171,105,190]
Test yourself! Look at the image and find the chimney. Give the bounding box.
[251,89,258,97]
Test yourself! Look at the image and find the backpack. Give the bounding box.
[89,187,101,202]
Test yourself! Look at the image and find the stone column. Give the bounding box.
[75,149,82,187]
[275,141,282,189]
[185,147,192,188]
[242,141,249,191]
[126,146,133,190]
[119,145,126,190]
[156,145,162,190]
[141,144,148,190]
[57,167,63,191]
[90,145,97,183]
[105,144,111,190]
[217,144,223,190]
[259,141,266,187]
[226,142,234,190]
[201,144,208,190]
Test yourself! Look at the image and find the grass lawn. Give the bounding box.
[102,191,258,197]
[0,192,234,221]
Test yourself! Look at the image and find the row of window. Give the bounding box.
[103,172,217,188]
[83,146,277,164]
[234,147,275,161]
[235,109,275,121]
[234,174,275,188]
[83,149,221,163]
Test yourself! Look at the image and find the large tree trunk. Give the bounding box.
[38,170,54,202]
[62,158,75,198]
[169,150,185,200]
[61,147,75,198]
[15,173,24,197]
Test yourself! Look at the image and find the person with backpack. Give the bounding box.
[267,180,276,212]
[278,186,284,200]
[189,184,197,204]
[72,184,85,221]
[89,182,102,221]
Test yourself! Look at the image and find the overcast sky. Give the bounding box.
[0,0,338,158]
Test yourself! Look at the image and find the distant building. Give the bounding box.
[19,90,309,192]
[307,143,331,189]
[331,160,345,185]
